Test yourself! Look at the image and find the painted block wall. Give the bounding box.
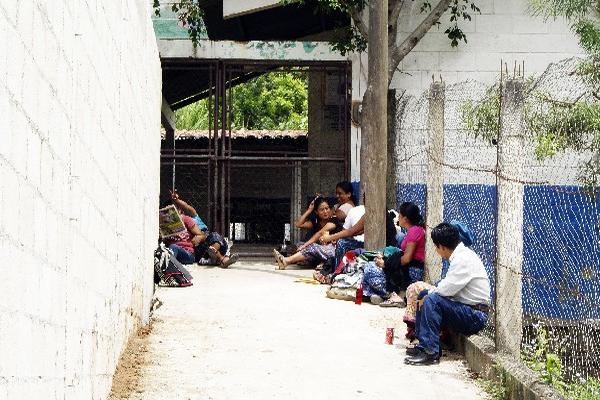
[392,0,583,95]
[0,1,161,399]
[393,61,599,321]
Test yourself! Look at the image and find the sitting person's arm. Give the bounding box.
[334,203,353,222]
[171,190,198,218]
[429,257,471,297]
[400,242,416,266]
[294,199,316,229]
[183,216,206,247]
[298,221,338,251]
[320,215,364,243]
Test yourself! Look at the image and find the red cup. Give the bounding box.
[355,286,363,305]
[385,327,394,344]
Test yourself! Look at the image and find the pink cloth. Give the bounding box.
[400,225,426,262]
[165,215,196,254]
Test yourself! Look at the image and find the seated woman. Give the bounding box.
[169,191,238,268]
[332,181,355,223]
[379,202,426,307]
[320,204,365,267]
[161,208,204,265]
[273,197,342,270]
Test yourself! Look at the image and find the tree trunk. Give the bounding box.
[386,89,398,210]
[361,0,388,250]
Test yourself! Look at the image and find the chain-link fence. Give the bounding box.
[395,58,599,386]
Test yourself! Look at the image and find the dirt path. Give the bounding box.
[114,260,485,400]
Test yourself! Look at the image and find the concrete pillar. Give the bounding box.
[386,89,399,210]
[425,82,445,283]
[495,78,526,356]
[290,161,303,244]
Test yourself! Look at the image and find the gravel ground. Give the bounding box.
[112,259,486,400]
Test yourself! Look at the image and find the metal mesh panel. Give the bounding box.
[395,60,599,386]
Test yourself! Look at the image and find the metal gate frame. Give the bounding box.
[161,59,352,240]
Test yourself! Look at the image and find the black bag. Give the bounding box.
[154,244,193,287]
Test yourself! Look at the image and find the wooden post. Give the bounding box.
[361,0,388,249]
[425,81,445,283]
[495,78,525,356]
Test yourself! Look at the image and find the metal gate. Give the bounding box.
[161,60,351,254]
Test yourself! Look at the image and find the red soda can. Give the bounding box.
[355,286,363,305]
[385,328,394,344]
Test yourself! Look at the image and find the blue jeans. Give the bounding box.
[362,262,388,297]
[416,293,488,355]
[168,244,196,264]
[334,238,364,267]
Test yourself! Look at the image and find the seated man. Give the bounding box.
[404,223,491,366]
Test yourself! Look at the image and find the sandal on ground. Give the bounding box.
[273,249,286,270]
[219,253,239,269]
[380,292,406,308]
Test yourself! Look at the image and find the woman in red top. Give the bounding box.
[379,202,426,307]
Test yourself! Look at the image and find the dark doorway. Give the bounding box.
[161,60,351,255]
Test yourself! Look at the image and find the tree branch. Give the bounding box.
[388,0,453,83]
[351,8,368,40]
[388,0,405,53]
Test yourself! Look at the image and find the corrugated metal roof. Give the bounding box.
[160,129,307,140]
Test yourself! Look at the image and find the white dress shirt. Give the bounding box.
[429,242,491,306]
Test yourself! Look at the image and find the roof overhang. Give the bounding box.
[223,0,281,19]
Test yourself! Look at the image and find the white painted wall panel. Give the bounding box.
[0,0,161,399]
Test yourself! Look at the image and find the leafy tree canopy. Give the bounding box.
[176,71,308,131]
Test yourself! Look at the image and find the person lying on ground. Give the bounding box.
[404,223,490,366]
[320,204,365,267]
[332,181,355,222]
[195,232,238,268]
[273,197,343,270]
[169,191,238,268]
[378,202,426,307]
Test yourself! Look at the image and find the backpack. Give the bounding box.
[154,244,193,287]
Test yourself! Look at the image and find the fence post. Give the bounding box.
[290,161,303,245]
[496,78,526,356]
[425,81,445,283]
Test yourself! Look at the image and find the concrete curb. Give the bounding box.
[454,334,567,400]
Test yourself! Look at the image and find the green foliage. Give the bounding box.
[522,326,566,390]
[478,372,508,400]
[176,71,308,131]
[565,379,600,400]
[522,325,600,400]
[153,0,206,43]
[461,84,501,144]
[461,77,600,189]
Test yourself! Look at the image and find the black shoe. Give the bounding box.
[405,346,420,356]
[404,348,440,365]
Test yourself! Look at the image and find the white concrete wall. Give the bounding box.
[0,1,161,399]
[223,0,280,19]
[392,0,582,94]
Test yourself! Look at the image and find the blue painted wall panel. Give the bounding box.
[523,186,600,320]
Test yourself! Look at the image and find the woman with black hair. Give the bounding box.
[374,202,427,306]
[273,196,343,270]
[332,181,355,222]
